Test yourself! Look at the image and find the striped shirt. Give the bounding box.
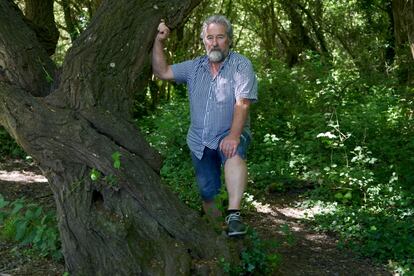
[171,51,258,159]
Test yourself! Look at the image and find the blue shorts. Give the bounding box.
[190,132,251,201]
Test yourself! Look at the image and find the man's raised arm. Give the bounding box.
[152,22,174,80]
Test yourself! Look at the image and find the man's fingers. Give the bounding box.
[157,20,170,35]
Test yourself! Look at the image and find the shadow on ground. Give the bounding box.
[0,159,392,275]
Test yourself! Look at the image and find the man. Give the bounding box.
[152,15,257,237]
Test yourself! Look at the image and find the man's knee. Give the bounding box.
[225,154,246,168]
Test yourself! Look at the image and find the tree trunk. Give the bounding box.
[391,0,414,84]
[281,0,318,66]
[392,0,414,59]
[24,0,59,56]
[61,0,81,42]
[0,0,236,274]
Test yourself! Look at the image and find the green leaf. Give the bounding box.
[0,194,9,209]
[11,199,25,215]
[112,151,121,169]
[34,207,43,218]
[344,191,352,199]
[113,160,121,169]
[90,168,101,181]
[15,220,28,241]
[0,212,5,224]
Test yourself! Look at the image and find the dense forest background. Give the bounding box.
[1,0,413,274]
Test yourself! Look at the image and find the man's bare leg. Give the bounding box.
[224,155,248,236]
[224,155,247,210]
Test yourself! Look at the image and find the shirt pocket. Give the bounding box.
[215,78,234,105]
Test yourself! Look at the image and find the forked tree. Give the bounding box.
[0,0,236,274]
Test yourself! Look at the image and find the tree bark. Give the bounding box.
[392,0,414,59]
[24,0,60,56]
[282,1,318,66]
[61,0,81,42]
[0,0,236,274]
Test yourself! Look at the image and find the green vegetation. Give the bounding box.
[0,127,25,159]
[1,0,413,274]
[138,98,201,209]
[249,56,414,273]
[220,230,280,275]
[0,194,61,260]
[137,43,413,276]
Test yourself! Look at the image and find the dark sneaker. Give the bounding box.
[225,212,247,237]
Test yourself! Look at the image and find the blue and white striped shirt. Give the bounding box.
[171,51,258,159]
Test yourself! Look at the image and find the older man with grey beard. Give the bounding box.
[152,15,258,237]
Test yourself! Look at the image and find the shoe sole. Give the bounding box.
[227,228,248,237]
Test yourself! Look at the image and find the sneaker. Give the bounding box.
[225,212,247,237]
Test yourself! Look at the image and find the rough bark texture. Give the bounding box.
[24,0,59,55]
[61,0,81,42]
[0,0,236,274]
[0,0,54,96]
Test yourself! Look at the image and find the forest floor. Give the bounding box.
[0,158,393,276]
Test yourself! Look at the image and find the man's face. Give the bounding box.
[203,23,231,63]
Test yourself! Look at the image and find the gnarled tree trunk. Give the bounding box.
[0,0,235,274]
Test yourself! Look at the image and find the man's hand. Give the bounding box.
[220,135,240,158]
[156,21,170,42]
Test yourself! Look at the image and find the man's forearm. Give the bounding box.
[228,99,250,139]
[152,40,168,78]
[152,22,173,80]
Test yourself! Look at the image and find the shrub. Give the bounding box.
[0,194,62,260]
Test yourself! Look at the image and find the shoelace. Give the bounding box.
[225,212,241,224]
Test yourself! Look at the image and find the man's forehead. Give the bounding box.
[206,23,227,33]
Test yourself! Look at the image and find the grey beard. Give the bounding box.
[208,50,225,63]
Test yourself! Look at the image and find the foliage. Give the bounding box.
[246,52,413,273]
[312,201,414,274]
[0,127,25,159]
[5,0,413,272]
[220,229,280,275]
[89,151,122,187]
[0,194,61,260]
[137,98,202,210]
[137,38,413,272]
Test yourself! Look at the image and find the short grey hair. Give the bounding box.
[200,15,233,41]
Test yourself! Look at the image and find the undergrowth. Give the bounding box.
[0,194,62,260]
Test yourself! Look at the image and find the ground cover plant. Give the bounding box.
[136,49,414,274]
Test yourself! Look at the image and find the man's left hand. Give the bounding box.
[220,135,240,158]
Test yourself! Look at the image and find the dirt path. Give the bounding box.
[0,159,392,275]
[245,193,392,275]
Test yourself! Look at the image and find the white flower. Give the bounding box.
[316,131,337,139]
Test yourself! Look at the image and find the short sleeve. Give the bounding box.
[171,60,193,84]
[234,59,258,102]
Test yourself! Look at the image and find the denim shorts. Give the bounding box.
[190,131,251,201]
